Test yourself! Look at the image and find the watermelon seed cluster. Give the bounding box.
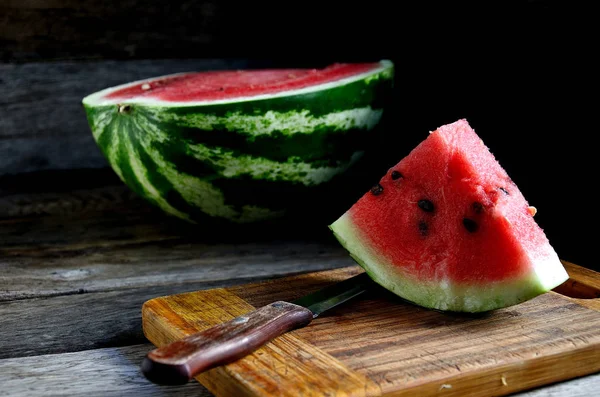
[499,187,510,195]
[371,169,406,197]
[370,168,487,235]
[462,202,484,233]
[416,198,435,237]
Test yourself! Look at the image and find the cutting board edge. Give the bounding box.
[379,342,600,397]
[142,287,383,397]
[140,261,600,397]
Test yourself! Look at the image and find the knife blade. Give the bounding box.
[141,271,374,385]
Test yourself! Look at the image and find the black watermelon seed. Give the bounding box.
[418,221,429,236]
[463,218,479,233]
[370,183,384,196]
[391,170,403,180]
[418,199,435,213]
[499,187,510,195]
[472,202,483,214]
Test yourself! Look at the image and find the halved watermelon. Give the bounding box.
[330,119,569,312]
[82,61,394,224]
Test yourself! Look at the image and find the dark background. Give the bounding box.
[1,1,596,269]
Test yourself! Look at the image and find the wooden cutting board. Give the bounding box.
[142,261,600,397]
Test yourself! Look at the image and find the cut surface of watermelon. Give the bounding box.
[84,62,391,106]
[82,61,394,224]
[330,119,569,312]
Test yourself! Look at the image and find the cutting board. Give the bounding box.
[142,261,600,397]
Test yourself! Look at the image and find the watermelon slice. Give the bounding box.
[82,61,394,223]
[330,119,569,312]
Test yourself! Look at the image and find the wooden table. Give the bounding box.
[1,169,598,396]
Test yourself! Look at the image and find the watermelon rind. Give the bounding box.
[82,60,394,223]
[330,213,569,313]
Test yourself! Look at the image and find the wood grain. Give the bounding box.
[0,172,350,302]
[1,343,596,397]
[0,277,303,360]
[554,261,600,311]
[1,175,599,396]
[0,248,355,359]
[143,263,600,397]
[0,182,142,220]
[0,238,351,301]
[0,344,211,397]
[143,287,380,397]
[0,202,178,256]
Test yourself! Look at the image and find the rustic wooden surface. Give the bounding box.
[1,1,597,394]
[143,265,600,397]
[144,285,378,397]
[0,344,209,397]
[1,170,600,396]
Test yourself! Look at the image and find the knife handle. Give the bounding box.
[141,301,313,385]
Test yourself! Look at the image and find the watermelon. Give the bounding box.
[82,61,394,224]
[329,119,569,312]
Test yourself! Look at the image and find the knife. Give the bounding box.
[141,271,374,385]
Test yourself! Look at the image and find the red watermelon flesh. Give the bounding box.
[329,119,569,312]
[102,63,382,103]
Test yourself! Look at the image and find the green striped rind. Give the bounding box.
[82,60,394,223]
[329,212,569,312]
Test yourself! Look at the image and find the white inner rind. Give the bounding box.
[82,60,394,107]
[330,212,570,312]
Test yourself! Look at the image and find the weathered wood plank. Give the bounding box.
[0,184,141,220]
[0,280,254,359]
[0,343,596,397]
[0,169,349,302]
[0,250,349,359]
[0,344,211,397]
[0,203,178,254]
[0,238,352,301]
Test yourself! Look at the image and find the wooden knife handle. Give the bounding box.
[141,301,313,385]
